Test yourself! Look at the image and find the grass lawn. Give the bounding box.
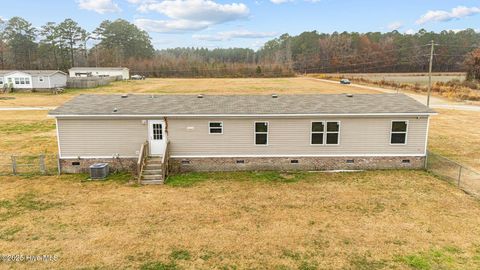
[428,109,480,171]
[1,170,480,269]
[0,77,379,108]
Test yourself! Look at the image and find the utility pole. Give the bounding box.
[427,40,435,108]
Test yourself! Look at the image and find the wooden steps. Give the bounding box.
[140,156,164,185]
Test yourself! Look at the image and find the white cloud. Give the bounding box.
[134,0,249,33]
[135,18,211,32]
[416,6,480,24]
[405,29,416,35]
[193,30,277,41]
[387,21,403,31]
[77,0,121,14]
[270,0,291,4]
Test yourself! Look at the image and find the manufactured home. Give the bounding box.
[49,93,436,184]
[68,67,129,80]
[0,70,67,90]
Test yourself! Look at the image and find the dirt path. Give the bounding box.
[313,78,480,112]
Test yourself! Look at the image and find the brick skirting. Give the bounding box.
[170,156,425,173]
[59,156,425,174]
[59,158,137,174]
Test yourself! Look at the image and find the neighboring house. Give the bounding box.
[68,67,130,80]
[49,93,436,182]
[0,70,67,90]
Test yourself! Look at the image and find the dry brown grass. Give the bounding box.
[0,77,379,108]
[429,109,480,171]
[1,171,480,269]
[0,111,57,155]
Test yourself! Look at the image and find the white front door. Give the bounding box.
[148,120,166,156]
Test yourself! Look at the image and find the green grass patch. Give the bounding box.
[14,192,62,211]
[0,121,55,135]
[170,249,191,261]
[63,172,133,184]
[0,192,62,221]
[140,261,178,270]
[396,246,466,270]
[0,225,23,241]
[349,253,387,269]
[166,171,308,187]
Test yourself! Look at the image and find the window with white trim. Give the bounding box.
[391,121,407,144]
[311,122,324,144]
[39,76,44,82]
[209,122,223,134]
[326,122,340,145]
[14,78,19,85]
[311,121,340,145]
[25,78,30,84]
[255,122,268,145]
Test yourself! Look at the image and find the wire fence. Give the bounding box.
[426,151,480,197]
[0,154,59,176]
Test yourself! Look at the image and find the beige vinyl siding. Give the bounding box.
[167,116,429,156]
[57,119,147,157]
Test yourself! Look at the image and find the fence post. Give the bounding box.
[39,154,46,174]
[11,156,16,175]
[457,166,462,187]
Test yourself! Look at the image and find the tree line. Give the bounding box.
[0,16,479,77]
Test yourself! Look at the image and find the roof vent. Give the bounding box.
[197,94,204,98]
[113,108,118,113]
[272,94,278,98]
[121,94,128,98]
[346,94,353,98]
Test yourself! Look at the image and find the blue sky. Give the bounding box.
[2,0,480,49]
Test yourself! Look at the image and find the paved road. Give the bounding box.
[0,106,56,111]
[314,78,480,112]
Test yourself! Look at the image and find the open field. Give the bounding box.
[428,109,480,171]
[330,72,466,86]
[0,77,379,108]
[1,171,480,269]
[0,78,479,269]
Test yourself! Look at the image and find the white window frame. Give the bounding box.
[310,121,325,145]
[25,77,30,84]
[14,78,19,85]
[39,76,44,82]
[390,120,408,145]
[325,121,341,145]
[208,121,224,134]
[310,121,341,146]
[254,121,269,146]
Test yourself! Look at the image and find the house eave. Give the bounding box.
[49,112,438,118]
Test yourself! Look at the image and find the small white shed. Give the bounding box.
[68,67,130,80]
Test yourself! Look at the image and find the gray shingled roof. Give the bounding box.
[0,70,66,76]
[49,94,434,116]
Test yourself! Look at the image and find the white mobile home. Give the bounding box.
[68,67,129,80]
[0,70,66,90]
[49,93,436,184]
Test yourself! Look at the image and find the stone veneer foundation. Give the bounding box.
[59,156,425,174]
[59,158,137,174]
[169,156,426,173]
